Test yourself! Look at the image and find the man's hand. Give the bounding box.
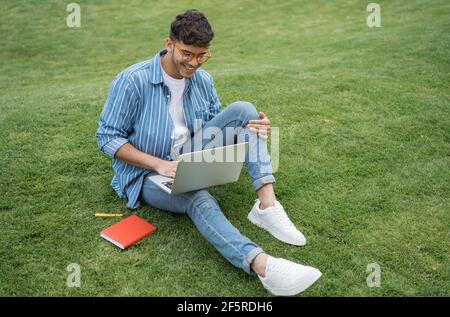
[246,112,271,141]
[154,159,178,178]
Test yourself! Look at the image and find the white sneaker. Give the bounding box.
[258,256,322,296]
[248,199,307,246]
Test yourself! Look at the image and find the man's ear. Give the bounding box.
[165,38,174,53]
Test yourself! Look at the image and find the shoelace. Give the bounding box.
[267,258,290,276]
[272,205,296,228]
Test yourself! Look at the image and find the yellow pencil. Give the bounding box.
[95,213,123,217]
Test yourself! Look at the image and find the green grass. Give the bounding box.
[1,0,449,296]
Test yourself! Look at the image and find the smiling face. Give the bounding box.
[162,38,210,79]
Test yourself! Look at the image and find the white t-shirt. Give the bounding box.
[161,67,190,150]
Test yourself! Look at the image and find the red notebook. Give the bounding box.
[100,215,156,249]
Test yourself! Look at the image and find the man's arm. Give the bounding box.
[97,75,138,157]
[115,143,178,178]
[97,74,177,177]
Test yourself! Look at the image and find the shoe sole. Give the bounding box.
[247,211,306,246]
[265,268,322,296]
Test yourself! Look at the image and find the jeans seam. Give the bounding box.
[182,194,247,266]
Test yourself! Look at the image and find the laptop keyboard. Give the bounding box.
[162,180,173,190]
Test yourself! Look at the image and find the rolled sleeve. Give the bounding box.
[102,137,129,158]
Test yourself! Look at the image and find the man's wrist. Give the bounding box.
[148,156,162,172]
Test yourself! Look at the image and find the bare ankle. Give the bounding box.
[259,201,275,210]
[251,253,268,277]
[256,184,276,210]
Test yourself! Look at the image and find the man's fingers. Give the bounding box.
[248,118,270,125]
[249,127,270,133]
[259,134,268,141]
[172,164,178,175]
[247,123,271,130]
[248,127,270,140]
[257,130,269,137]
[247,126,271,136]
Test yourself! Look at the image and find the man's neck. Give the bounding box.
[161,54,183,79]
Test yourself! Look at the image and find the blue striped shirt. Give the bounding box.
[96,50,221,209]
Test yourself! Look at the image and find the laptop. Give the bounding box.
[148,142,248,195]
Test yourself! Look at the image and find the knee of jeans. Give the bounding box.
[188,190,219,214]
[228,101,259,124]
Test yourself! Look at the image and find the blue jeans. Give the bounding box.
[139,101,276,274]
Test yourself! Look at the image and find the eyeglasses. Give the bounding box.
[174,42,212,64]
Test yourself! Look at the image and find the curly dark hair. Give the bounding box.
[169,9,214,48]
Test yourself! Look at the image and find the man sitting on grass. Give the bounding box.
[96,9,321,296]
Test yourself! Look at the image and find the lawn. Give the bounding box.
[0,0,449,296]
